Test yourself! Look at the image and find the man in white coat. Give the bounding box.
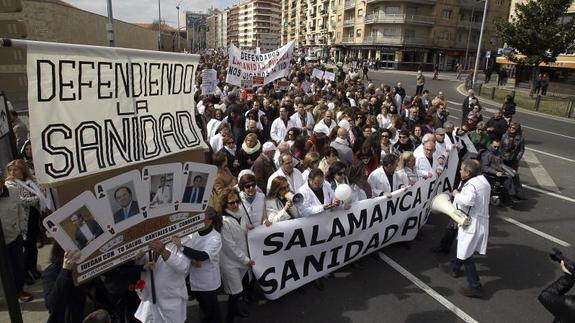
[415,141,441,179]
[313,110,336,136]
[135,239,190,323]
[368,154,408,197]
[267,153,304,193]
[448,159,491,298]
[297,168,341,217]
[270,107,296,144]
[290,103,315,136]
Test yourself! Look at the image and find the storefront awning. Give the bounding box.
[496,55,575,69]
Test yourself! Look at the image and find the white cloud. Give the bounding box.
[64,0,237,27]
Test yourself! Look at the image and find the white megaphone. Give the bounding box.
[284,192,304,205]
[430,193,471,227]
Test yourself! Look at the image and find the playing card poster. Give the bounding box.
[43,161,217,284]
[26,41,206,185]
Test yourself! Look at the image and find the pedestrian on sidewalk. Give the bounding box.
[540,73,550,96]
[485,68,492,83]
[433,64,440,80]
[530,73,542,97]
[415,70,425,96]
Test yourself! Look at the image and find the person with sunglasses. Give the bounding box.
[238,173,267,227]
[266,176,300,223]
[219,188,254,322]
[479,140,523,203]
[326,162,367,202]
[393,130,415,155]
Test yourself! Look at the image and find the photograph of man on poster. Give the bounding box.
[112,186,140,223]
[70,212,104,249]
[182,174,206,204]
[150,175,173,207]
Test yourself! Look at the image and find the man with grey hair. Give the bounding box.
[331,127,353,166]
[462,89,479,122]
[267,153,304,193]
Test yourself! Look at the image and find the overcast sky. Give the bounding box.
[65,0,237,27]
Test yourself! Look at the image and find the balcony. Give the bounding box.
[343,18,355,27]
[364,13,435,25]
[344,0,355,10]
[457,20,482,29]
[342,36,355,43]
[366,0,435,4]
[363,35,430,46]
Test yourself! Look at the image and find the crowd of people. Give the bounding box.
[0,50,531,322]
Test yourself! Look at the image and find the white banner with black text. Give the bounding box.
[248,150,459,300]
[26,41,205,184]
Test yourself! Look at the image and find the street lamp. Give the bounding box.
[158,0,162,50]
[105,0,115,47]
[176,0,184,52]
[472,0,489,87]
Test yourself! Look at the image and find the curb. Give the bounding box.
[455,83,575,124]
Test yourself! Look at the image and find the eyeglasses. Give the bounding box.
[336,171,345,176]
[492,146,501,149]
[399,136,408,139]
[244,183,256,189]
[227,200,240,205]
[381,135,390,138]
[288,133,294,136]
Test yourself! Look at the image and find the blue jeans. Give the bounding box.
[451,257,482,290]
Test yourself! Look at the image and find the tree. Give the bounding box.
[496,0,575,88]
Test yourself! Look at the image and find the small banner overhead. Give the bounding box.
[226,41,295,87]
[26,42,205,185]
[247,150,459,300]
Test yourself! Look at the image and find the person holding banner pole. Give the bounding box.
[219,188,254,322]
[134,239,190,323]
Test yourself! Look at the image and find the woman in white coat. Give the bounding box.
[135,238,190,323]
[265,176,300,223]
[396,151,419,187]
[449,160,491,298]
[219,188,254,322]
[179,206,223,323]
[326,162,367,203]
[238,173,267,227]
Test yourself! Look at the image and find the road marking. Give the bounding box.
[525,148,575,163]
[447,101,575,140]
[378,252,479,323]
[499,216,572,247]
[523,184,575,204]
[522,150,560,192]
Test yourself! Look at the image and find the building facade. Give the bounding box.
[232,0,281,51]
[281,0,339,58]
[180,11,210,52]
[278,0,510,70]
[227,5,240,46]
[207,9,228,49]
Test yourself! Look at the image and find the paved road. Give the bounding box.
[4,70,574,323]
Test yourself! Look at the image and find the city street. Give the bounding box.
[3,70,575,323]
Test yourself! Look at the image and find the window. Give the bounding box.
[338,14,342,22]
[439,31,450,40]
[384,27,400,36]
[358,9,363,17]
[385,6,400,15]
[406,7,418,15]
[356,29,362,37]
[405,29,415,38]
[442,9,452,19]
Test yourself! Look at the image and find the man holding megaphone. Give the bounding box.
[446,159,491,298]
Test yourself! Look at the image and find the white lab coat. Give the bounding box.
[220,211,250,295]
[415,154,440,178]
[239,191,266,226]
[270,117,296,144]
[454,175,491,260]
[267,167,304,193]
[183,229,222,292]
[135,243,190,323]
[296,182,335,217]
[367,167,406,197]
[151,186,171,206]
[313,119,336,136]
[290,111,315,133]
[265,197,299,223]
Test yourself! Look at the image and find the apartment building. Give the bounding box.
[227,5,240,46]
[227,0,282,51]
[324,0,511,71]
[281,0,339,58]
[207,9,228,49]
[179,11,210,52]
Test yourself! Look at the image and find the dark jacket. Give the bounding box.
[480,146,504,176]
[538,274,575,323]
[44,265,86,323]
[252,155,276,194]
[502,101,516,118]
[486,117,508,140]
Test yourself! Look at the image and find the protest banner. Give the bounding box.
[26,41,205,185]
[277,80,290,91]
[323,71,336,82]
[312,68,325,80]
[253,76,264,86]
[226,41,295,86]
[247,150,459,300]
[201,68,218,95]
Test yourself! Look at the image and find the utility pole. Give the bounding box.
[158,0,162,50]
[105,0,115,47]
[176,5,180,51]
[472,0,488,87]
